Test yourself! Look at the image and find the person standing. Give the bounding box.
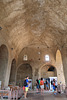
[22,78,26,98]
[55,80,57,94]
[36,79,39,93]
[53,79,56,94]
[40,78,44,95]
[24,76,29,99]
[39,78,41,90]
[51,80,53,90]
[46,80,49,91]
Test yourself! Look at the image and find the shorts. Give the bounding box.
[37,85,39,89]
[25,87,28,92]
[23,86,25,91]
[46,84,49,87]
[40,85,44,89]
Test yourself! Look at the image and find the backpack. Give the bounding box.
[46,81,48,84]
[24,80,27,86]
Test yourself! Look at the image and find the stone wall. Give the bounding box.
[0,0,67,87]
[40,65,57,78]
[0,45,8,86]
[16,47,65,85]
[16,63,32,86]
[9,59,16,85]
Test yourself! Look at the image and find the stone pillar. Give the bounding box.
[9,59,16,85]
[61,48,67,86]
[56,50,65,85]
[32,68,35,87]
[56,66,65,85]
[4,57,12,87]
[32,67,39,86]
[39,67,41,79]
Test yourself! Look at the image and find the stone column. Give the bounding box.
[62,48,67,86]
[32,68,35,87]
[4,57,12,87]
[9,59,16,85]
[56,65,65,85]
[32,67,39,86]
[56,50,65,85]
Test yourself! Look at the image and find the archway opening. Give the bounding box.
[9,59,16,85]
[16,63,32,86]
[41,65,57,79]
[40,64,57,90]
[48,66,55,71]
[0,45,8,86]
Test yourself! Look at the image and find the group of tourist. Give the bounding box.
[36,78,50,94]
[36,78,58,95]
[22,77,58,99]
[36,78,44,95]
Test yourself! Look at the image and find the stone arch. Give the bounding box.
[16,63,32,86]
[39,64,57,79]
[9,59,16,85]
[56,49,65,85]
[0,44,8,86]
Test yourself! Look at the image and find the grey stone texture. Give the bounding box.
[0,0,67,86]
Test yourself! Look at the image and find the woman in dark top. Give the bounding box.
[36,79,39,93]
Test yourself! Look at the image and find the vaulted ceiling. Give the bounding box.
[0,0,67,56]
